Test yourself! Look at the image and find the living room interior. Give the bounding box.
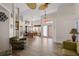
[0,3,79,56]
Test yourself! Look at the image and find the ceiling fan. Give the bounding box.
[26,3,49,10]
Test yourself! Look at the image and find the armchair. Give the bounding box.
[62,40,79,55]
[9,37,25,50]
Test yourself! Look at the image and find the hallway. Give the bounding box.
[12,36,62,56]
[0,3,79,56]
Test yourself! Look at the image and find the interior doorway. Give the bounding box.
[42,24,53,38]
[43,25,48,37]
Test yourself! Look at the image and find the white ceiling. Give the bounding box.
[15,3,62,21]
[0,3,62,21]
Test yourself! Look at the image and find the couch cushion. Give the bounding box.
[63,41,77,52]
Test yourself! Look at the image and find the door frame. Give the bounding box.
[41,23,53,38]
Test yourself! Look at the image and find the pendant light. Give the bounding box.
[26,3,49,10]
[26,3,36,9]
[44,10,47,23]
[39,3,49,10]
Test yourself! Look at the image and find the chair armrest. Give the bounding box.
[63,41,77,52]
[77,42,79,54]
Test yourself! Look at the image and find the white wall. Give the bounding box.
[55,15,76,43]
[0,5,10,51]
[53,4,77,43]
[19,16,25,38]
[9,5,17,38]
[0,3,15,38]
[9,13,14,38]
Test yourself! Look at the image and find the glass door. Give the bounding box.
[42,24,53,38]
[43,25,48,37]
[48,25,53,38]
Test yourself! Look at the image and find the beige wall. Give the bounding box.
[0,5,10,51]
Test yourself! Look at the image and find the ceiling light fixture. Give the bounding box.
[26,3,49,10]
[39,3,49,10]
[43,10,48,23]
[26,3,36,9]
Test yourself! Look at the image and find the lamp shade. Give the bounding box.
[70,28,78,34]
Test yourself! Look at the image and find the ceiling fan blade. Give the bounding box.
[26,3,36,9]
[39,3,49,10]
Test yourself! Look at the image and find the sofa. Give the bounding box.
[62,40,79,55]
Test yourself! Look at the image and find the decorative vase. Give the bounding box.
[72,35,76,42]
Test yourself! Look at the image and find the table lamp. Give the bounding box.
[70,28,78,42]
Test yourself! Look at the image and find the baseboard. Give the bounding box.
[54,40,63,44]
